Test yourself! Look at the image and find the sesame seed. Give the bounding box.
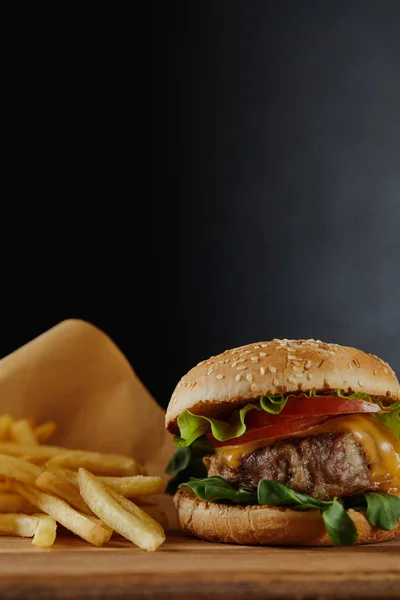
[273,377,280,386]
[231,361,238,368]
[244,350,251,354]
[259,352,266,357]
[304,360,312,370]
[288,355,297,360]
[307,373,313,380]
[216,374,224,380]
[237,365,247,371]
[358,380,363,387]
[261,343,268,347]
[292,360,302,367]
[324,378,331,388]
[260,367,265,375]
[250,383,258,391]
[373,369,379,376]
[288,376,297,384]
[251,357,259,363]
[348,362,353,370]
[197,360,205,366]
[294,373,304,378]
[353,358,361,368]
[246,373,253,382]
[238,357,247,363]
[292,366,303,372]
[235,374,242,382]
[254,345,260,349]
[270,366,277,373]
[207,367,214,375]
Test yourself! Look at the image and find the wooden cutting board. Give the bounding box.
[0,532,399,599]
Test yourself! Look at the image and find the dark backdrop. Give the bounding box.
[2,1,400,409]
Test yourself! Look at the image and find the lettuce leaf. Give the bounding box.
[175,403,258,448]
[165,437,213,495]
[180,476,257,504]
[180,477,400,547]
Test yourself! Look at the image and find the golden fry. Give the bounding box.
[0,416,14,441]
[32,515,57,547]
[35,471,92,515]
[0,493,37,514]
[78,469,165,551]
[97,475,165,498]
[34,422,57,443]
[47,451,142,477]
[10,420,38,445]
[0,513,41,537]
[0,455,43,485]
[10,480,111,547]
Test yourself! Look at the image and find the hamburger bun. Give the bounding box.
[166,338,399,433]
[175,489,400,546]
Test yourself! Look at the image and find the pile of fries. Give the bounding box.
[0,415,167,551]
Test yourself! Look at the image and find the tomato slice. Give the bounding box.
[245,396,385,430]
[211,416,330,448]
[210,396,388,449]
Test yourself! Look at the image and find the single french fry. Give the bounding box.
[0,493,37,514]
[10,480,111,547]
[35,471,92,515]
[44,466,79,487]
[96,475,165,498]
[34,422,57,444]
[106,486,166,535]
[0,416,14,441]
[10,420,38,445]
[32,515,57,547]
[47,451,142,477]
[0,455,43,484]
[47,469,156,504]
[0,513,40,537]
[78,469,165,551]
[0,443,66,460]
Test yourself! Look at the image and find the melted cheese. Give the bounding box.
[216,414,400,493]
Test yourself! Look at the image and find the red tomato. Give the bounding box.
[245,396,385,430]
[211,416,330,448]
[210,396,388,449]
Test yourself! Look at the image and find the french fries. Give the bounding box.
[32,515,57,547]
[0,413,167,550]
[35,471,93,515]
[46,451,142,477]
[78,469,165,552]
[10,420,38,445]
[10,481,112,547]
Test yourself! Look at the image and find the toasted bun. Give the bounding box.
[166,338,399,433]
[175,490,400,546]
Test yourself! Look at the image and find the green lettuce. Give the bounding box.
[165,437,213,495]
[180,477,400,547]
[180,476,257,504]
[174,389,387,447]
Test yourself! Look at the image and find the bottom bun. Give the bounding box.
[174,490,400,546]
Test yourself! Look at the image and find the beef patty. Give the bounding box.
[205,432,372,501]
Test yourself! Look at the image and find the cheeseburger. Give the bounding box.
[165,338,400,546]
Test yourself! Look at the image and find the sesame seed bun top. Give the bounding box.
[165,338,400,433]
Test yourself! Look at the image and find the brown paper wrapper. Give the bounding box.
[0,319,178,529]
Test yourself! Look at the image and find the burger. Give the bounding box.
[165,338,400,546]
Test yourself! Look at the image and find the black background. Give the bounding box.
[2,1,400,409]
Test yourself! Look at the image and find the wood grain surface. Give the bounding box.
[0,532,399,599]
